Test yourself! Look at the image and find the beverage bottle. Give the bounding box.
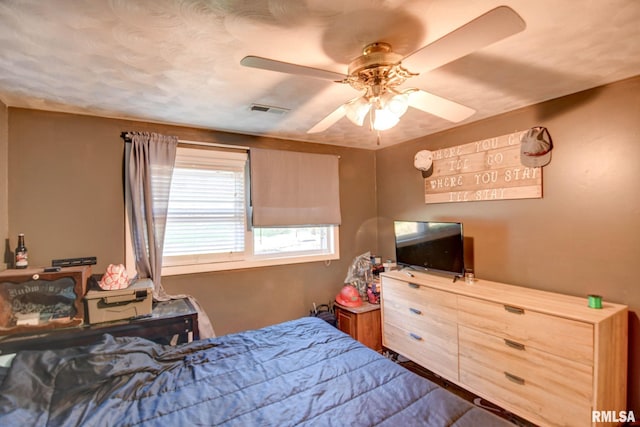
[15,233,28,269]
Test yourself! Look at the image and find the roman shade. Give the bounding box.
[250,148,341,227]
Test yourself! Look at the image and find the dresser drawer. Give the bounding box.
[459,325,593,401]
[383,322,458,380]
[460,325,592,426]
[458,295,593,365]
[384,298,456,340]
[382,277,457,323]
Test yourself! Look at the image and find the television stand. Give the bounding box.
[380,269,628,426]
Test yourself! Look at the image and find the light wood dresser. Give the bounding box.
[380,270,628,427]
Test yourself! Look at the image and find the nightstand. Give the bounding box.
[334,301,382,352]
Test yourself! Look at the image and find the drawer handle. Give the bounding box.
[408,283,420,289]
[409,332,423,341]
[409,307,422,315]
[504,372,525,385]
[504,305,524,315]
[504,339,525,351]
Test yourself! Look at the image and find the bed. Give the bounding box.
[0,317,513,426]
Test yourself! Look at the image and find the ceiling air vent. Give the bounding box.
[250,103,290,115]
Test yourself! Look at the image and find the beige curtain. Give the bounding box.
[250,148,341,226]
[126,131,215,339]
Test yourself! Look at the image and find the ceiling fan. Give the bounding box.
[240,6,525,134]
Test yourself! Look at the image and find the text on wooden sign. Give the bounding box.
[424,130,542,204]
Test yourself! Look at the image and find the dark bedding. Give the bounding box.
[0,317,511,426]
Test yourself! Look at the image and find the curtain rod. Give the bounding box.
[120,133,339,158]
[120,132,249,151]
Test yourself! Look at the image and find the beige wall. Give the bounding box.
[0,98,7,271]
[6,109,378,335]
[375,75,640,412]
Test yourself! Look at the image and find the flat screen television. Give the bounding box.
[394,220,464,278]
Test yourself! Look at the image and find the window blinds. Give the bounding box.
[163,147,247,260]
[250,148,341,227]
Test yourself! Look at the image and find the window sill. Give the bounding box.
[161,252,340,276]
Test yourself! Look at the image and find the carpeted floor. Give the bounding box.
[388,353,538,426]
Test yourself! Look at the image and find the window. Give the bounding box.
[125,145,340,276]
[162,148,247,268]
[253,226,333,256]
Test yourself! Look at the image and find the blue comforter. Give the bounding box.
[0,317,512,426]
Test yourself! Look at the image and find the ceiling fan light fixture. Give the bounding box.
[372,107,400,131]
[366,90,410,131]
[344,96,371,126]
[383,91,410,117]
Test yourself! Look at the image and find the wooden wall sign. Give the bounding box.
[424,130,542,204]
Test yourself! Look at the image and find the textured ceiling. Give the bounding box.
[0,0,639,149]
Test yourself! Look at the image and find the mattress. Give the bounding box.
[0,317,512,426]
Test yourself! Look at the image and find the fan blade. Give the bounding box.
[241,56,347,82]
[402,6,526,73]
[307,105,347,133]
[408,90,475,122]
